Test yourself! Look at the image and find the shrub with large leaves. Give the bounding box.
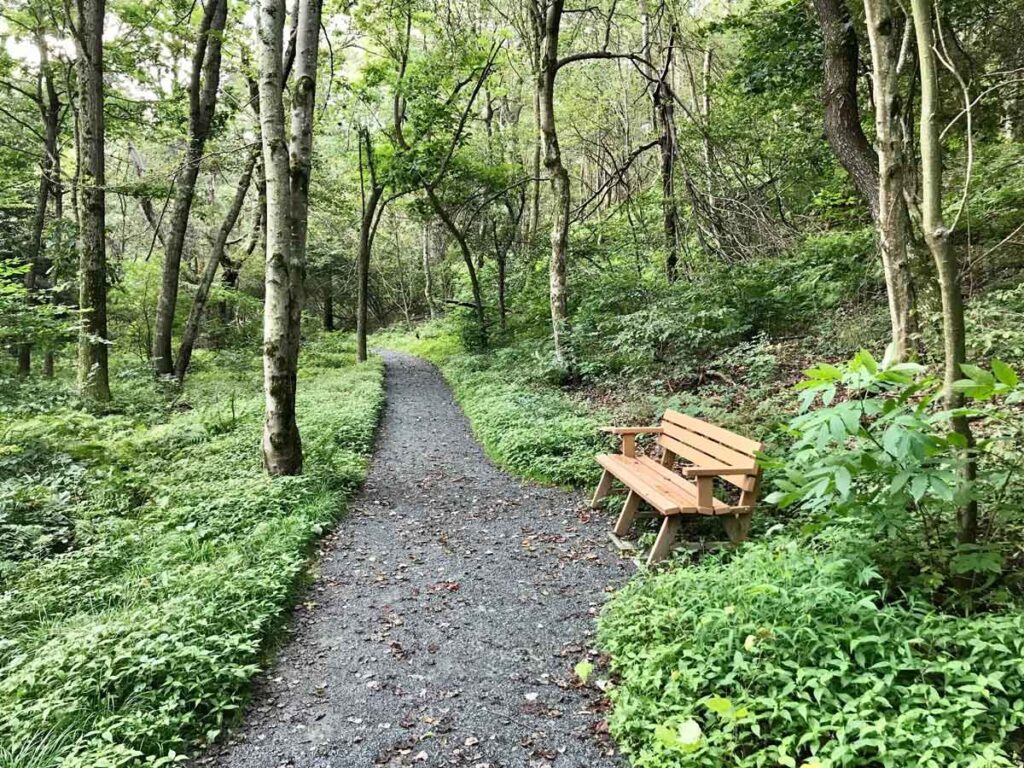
[766,349,1024,602]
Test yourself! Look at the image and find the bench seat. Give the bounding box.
[596,453,733,515]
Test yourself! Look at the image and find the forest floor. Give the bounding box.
[197,351,631,768]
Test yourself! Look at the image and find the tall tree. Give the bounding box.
[18,27,62,376]
[72,0,110,400]
[257,0,322,475]
[152,0,228,376]
[640,1,681,282]
[909,0,977,543]
[812,0,919,360]
[535,0,574,371]
[355,127,384,363]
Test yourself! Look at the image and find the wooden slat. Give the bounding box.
[597,454,683,514]
[636,457,731,514]
[662,409,763,455]
[658,433,750,491]
[660,419,757,468]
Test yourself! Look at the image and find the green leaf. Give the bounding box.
[705,696,733,715]
[991,359,1019,387]
[853,349,878,374]
[959,364,994,385]
[834,466,852,497]
[574,659,594,684]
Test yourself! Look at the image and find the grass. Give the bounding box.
[0,334,384,767]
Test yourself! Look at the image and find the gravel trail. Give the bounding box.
[199,351,630,768]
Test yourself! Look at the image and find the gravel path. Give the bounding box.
[199,351,631,768]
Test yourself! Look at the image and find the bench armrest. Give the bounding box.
[682,466,757,477]
[599,426,661,458]
[599,426,663,435]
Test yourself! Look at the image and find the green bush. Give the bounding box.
[767,350,1024,607]
[0,335,384,767]
[598,537,1024,768]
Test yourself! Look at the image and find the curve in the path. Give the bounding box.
[198,351,630,768]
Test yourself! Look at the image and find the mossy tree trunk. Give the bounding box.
[73,0,110,401]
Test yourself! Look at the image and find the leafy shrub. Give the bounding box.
[767,349,1024,606]
[598,537,1024,768]
[0,334,384,766]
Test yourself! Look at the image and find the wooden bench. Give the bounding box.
[591,409,763,566]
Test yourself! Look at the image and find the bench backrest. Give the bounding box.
[657,409,763,495]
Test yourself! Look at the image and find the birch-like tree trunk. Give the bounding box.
[258,0,322,475]
[152,0,228,376]
[909,0,978,543]
[538,0,573,371]
[259,0,298,474]
[863,0,920,361]
[174,148,258,380]
[73,0,110,401]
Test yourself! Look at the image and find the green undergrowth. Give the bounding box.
[0,334,384,767]
[375,325,613,487]
[598,536,1024,768]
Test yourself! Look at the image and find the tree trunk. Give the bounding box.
[640,2,681,283]
[864,0,920,361]
[258,0,321,476]
[73,0,110,401]
[538,0,573,371]
[422,224,436,320]
[152,0,228,376]
[528,72,542,242]
[812,0,919,360]
[20,152,49,377]
[322,277,334,331]
[425,184,486,342]
[20,30,61,376]
[812,0,880,212]
[356,181,383,363]
[909,0,977,544]
[174,148,258,381]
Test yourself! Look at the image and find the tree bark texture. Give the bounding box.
[258,0,313,475]
[538,0,573,370]
[74,0,111,401]
[812,0,919,360]
[863,0,920,361]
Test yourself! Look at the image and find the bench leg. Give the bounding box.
[723,512,752,544]
[590,470,613,509]
[613,490,641,537]
[647,515,682,566]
